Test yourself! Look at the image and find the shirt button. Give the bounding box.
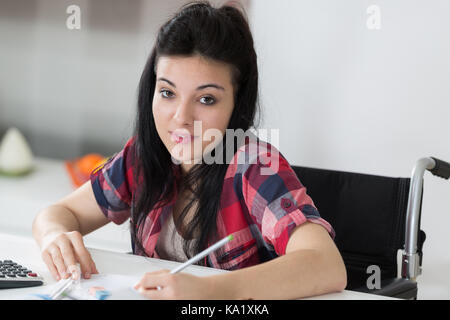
[281,198,292,209]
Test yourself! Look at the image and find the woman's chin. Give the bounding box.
[170,154,202,166]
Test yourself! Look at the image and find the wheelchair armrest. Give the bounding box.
[352,278,417,300]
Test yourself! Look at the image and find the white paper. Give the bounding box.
[76,274,146,300]
[28,274,147,300]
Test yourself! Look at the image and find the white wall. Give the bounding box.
[0,0,191,158]
[249,0,450,299]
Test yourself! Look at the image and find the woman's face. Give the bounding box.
[152,55,236,173]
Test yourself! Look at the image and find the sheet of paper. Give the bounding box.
[27,274,147,300]
[76,274,147,300]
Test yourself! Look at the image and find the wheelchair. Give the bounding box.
[291,157,450,299]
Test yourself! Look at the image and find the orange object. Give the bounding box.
[65,153,107,188]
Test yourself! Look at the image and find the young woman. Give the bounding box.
[32,1,346,299]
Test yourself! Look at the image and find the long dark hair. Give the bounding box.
[131,0,260,265]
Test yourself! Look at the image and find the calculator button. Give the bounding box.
[0,260,43,289]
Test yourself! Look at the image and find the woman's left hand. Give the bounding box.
[133,269,218,300]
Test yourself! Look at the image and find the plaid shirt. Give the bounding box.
[90,136,335,270]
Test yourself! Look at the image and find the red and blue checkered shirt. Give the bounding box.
[90,136,335,270]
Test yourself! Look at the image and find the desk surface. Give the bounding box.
[0,232,397,300]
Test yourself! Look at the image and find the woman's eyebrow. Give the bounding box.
[157,77,225,91]
[197,83,225,91]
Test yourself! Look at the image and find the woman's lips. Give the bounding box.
[169,131,197,144]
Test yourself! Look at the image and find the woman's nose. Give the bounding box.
[173,101,194,125]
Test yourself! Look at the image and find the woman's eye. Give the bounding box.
[160,89,174,99]
[200,96,216,105]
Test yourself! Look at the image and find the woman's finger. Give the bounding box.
[134,269,169,290]
[66,264,81,280]
[58,240,78,278]
[90,260,99,274]
[134,270,170,290]
[41,250,60,281]
[138,285,169,300]
[49,246,67,279]
[68,232,95,278]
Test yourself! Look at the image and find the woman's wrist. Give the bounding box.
[206,271,242,300]
[33,207,72,248]
[33,205,79,247]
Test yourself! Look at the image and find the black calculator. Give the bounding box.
[0,259,44,289]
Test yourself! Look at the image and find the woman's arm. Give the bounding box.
[135,146,346,299]
[211,221,347,299]
[134,221,347,299]
[32,180,110,280]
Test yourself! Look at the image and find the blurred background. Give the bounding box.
[0,0,449,299]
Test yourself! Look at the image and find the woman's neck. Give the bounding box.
[180,163,194,176]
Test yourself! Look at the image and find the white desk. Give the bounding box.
[0,232,396,300]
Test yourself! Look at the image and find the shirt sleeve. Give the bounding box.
[90,136,136,225]
[240,141,336,256]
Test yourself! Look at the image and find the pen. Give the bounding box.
[144,235,233,291]
[49,277,75,300]
[48,265,81,300]
[170,234,234,274]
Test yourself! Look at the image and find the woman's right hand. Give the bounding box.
[40,230,99,281]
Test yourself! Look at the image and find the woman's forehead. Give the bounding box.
[155,55,234,87]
